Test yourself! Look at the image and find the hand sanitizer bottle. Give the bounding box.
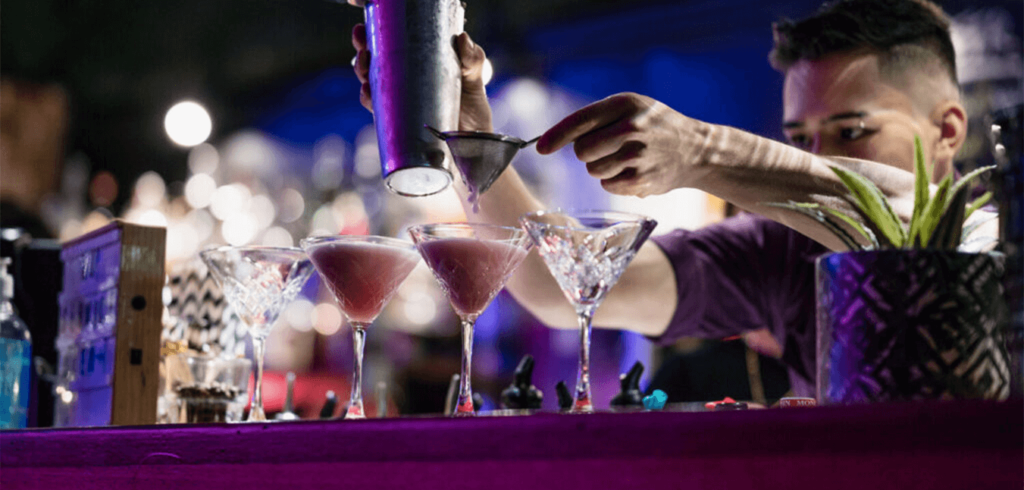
[0,257,32,428]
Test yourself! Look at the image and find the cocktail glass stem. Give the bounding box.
[456,317,476,415]
[249,335,268,422]
[347,323,368,419]
[573,305,597,413]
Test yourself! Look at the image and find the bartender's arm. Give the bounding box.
[351,28,918,337]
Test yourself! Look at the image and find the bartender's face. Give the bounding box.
[781,51,949,181]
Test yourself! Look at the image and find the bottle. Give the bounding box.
[0,257,32,428]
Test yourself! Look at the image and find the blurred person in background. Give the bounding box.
[1,0,69,239]
[0,77,69,239]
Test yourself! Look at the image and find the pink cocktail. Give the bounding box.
[417,238,528,317]
[301,236,420,419]
[410,223,532,415]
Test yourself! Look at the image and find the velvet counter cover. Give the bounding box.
[3,401,1021,489]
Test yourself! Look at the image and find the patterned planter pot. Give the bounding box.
[816,250,1011,403]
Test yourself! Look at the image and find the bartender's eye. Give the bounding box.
[839,126,871,141]
[787,134,812,149]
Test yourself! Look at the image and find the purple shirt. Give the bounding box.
[650,213,828,397]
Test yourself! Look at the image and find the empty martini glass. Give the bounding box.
[199,246,315,422]
[300,235,421,419]
[426,126,539,212]
[409,223,533,415]
[519,210,656,413]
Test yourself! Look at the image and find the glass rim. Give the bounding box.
[298,234,415,251]
[408,221,527,235]
[438,130,526,146]
[199,245,306,258]
[519,208,656,227]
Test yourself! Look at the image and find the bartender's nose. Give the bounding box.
[809,134,822,155]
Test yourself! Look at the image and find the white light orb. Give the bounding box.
[184,173,217,209]
[187,143,220,175]
[164,101,213,147]
[312,302,343,336]
[482,58,494,86]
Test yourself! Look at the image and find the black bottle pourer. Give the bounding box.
[609,361,645,408]
[500,355,543,409]
[555,381,573,411]
[319,390,338,419]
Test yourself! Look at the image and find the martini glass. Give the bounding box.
[409,223,532,415]
[199,246,315,422]
[300,235,421,419]
[519,210,656,413]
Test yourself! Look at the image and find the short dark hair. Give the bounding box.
[770,0,957,86]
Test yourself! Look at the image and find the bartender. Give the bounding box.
[350,0,995,397]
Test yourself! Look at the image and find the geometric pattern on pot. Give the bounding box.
[816,250,1010,403]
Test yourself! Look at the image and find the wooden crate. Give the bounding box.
[56,220,165,426]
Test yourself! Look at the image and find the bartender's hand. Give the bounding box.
[351,25,494,132]
[536,93,713,198]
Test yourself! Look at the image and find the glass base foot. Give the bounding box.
[345,403,365,420]
[246,405,267,422]
[571,398,594,413]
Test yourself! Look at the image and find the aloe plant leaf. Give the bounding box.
[948,166,995,208]
[907,136,931,246]
[830,166,907,246]
[763,202,864,251]
[927,182,968,250]
[842,199,895,249]
[962,211,997,241]
[917,173,953,247]
[823,208,879,249]
[964,191,993,224]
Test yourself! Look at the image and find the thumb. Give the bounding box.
[456,32,487,86]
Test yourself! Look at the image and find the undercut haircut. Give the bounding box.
[770,0,958,88]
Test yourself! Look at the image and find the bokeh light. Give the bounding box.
[209,184,251,221]
[312,302,343,336]
[482,58,494,86]
[284,299,315,332]
[262,226,294,247]
[250,194,277,229]
[187,143,220,175]
[88,171,118,207]
[278,188,306,223]
[164,101,213,147]
[134,171,167,209]
[184,173,217,209]
[221,212,259,246]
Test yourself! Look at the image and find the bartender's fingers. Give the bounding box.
[347,0,366,6]
[572,117,635,163]
[352,25,370,84]
[352,24,367,51]
[536,94,635,155]
[360,82,373,113]
[599,168,642,195]
[456,33,487,85]
[585,141,645,180]
[354,49,370,84]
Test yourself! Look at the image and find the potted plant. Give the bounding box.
[773,137,1011,403]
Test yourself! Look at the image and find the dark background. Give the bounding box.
[4,0,1020,213]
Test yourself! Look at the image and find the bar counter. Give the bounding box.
[3,400,1022,489]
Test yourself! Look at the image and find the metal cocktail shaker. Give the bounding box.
[365,0,464,196]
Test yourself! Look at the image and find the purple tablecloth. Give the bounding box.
[3,401,1022,489]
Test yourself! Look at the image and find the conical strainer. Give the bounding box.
[426,126,539,209]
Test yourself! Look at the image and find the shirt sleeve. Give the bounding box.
[647,214,821,346]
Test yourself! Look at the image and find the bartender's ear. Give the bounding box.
[931,101,967,162]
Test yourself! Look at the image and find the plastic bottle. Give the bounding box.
[0,257,32,428]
